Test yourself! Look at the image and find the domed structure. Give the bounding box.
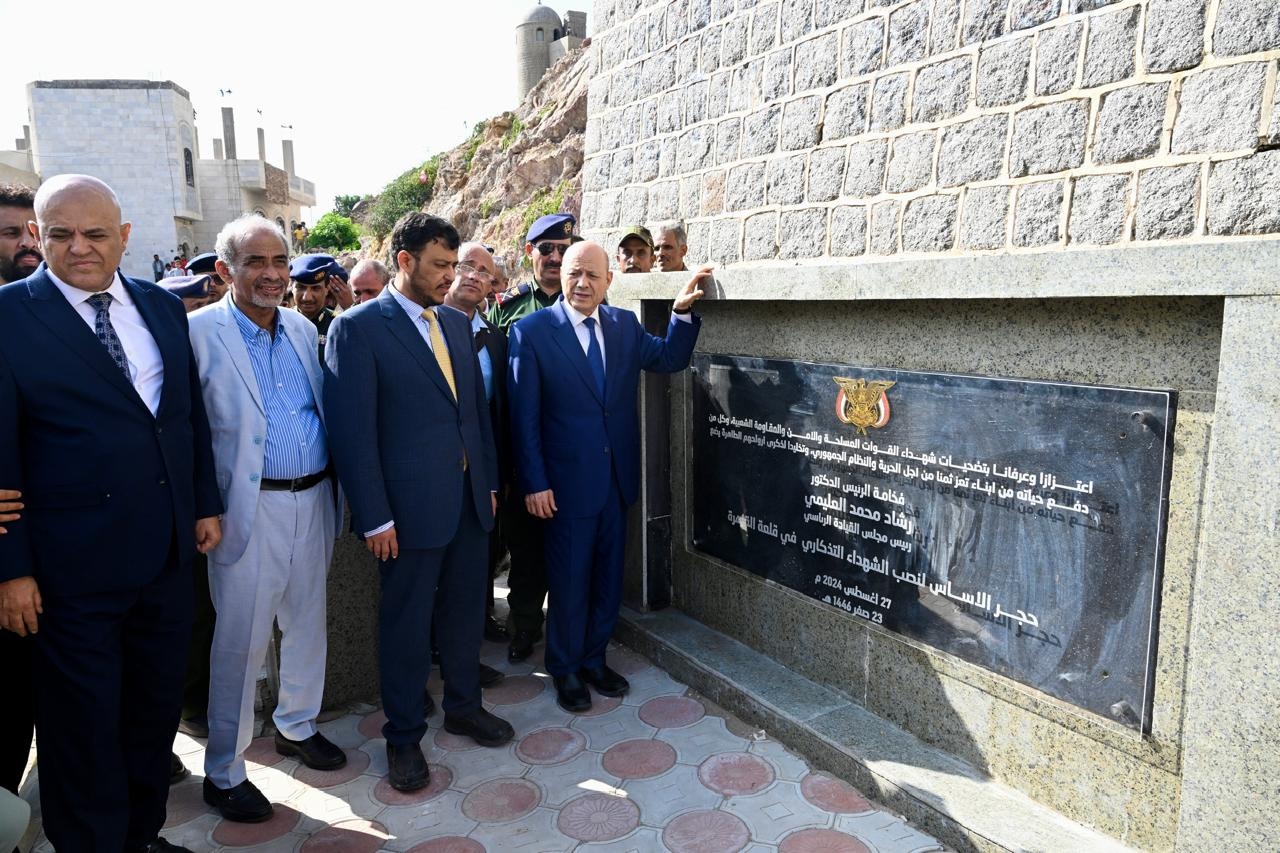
[515,4,586,101]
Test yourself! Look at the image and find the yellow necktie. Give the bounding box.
[421,308,457,400]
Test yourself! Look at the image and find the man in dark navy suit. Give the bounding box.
[0,175,222,853]
[324,213,513,793]
[508,241,710,712]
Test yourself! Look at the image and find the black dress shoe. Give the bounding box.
[202,777,273,823]
[484,615,510,642]
[177,714,209,739]
[579,664,630,698]
[553,673,592,713]
[142,839,195,853]
[386,742,429,792]
[508,629,540,663]
[443,708,515,747]
[424,691,436,717]
[479,662,505,688]
[168,752,189,785]
[274,731,347,770]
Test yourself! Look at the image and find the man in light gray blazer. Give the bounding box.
[188,215,345,824]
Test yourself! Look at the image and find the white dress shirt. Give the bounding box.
[559,299,693,365]
[390,283,442,351]
[49,270,165,416]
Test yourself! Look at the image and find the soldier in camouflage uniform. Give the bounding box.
[488,212,576,663]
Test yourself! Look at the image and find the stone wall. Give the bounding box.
[581,0,1280,261]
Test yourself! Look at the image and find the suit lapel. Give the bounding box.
[125,277,177,419]
[599,307,623,404]
[22,269,151,415]
[548,301,604,406]
[215,297,266,415]
[379,288,457,406]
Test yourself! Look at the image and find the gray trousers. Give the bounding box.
[204,480,335,788]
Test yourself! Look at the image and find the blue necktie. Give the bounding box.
[583,317,605,399]
[87,293,131,381]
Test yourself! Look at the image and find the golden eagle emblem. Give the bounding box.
[833,377,896,435]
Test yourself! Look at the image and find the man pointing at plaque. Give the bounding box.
[508,241,711,712]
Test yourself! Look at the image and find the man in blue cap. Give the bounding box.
[161,274,213,313]
[487,212,575,664]
[290,254,339,362]
[187,252,227,302]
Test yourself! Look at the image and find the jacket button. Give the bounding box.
[250,474,260,483]
[158,479,167,486]
[155,426,163,435]
[253,436,263,445]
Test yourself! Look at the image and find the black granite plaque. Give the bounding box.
[690,354,1176,732]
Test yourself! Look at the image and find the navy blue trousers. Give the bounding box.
[543,483,627,678]
[378,479,488,746]
[35,553,191,852]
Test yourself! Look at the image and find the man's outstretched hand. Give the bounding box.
[673,265,714,314]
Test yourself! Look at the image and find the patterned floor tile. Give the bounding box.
[158,813,221,852]
[640,694,707,729]
[603,737,678,779]
[662,809,752,853]
[516,726,587,765]
[570,703,658,751]
[698,752,777,797]
[297,818,390,852]
[441,742,530,791]
[721,780,834,844]
[461,777,542,822]
[558,791,642,842]
[778,827,870,852]
[523,749,621,807]
[212,804,302,846]
[749,739,813,783]
[576,825,663,852]
[834,812,947,852]
[376,789,478,851]
[620,668,687,706]
[659,716,751,766]
[467,805,576,851]
[315,714,368,750]
[617,763,722,826]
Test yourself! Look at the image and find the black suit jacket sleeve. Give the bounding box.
[0,347,34,582]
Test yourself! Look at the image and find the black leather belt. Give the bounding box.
[260,468,330,492]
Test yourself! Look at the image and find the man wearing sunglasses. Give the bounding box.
[487,212,575,664]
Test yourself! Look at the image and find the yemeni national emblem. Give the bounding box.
[833,377,896,435]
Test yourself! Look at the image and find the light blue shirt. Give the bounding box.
[230,300,328,479]
[471,311,494,404]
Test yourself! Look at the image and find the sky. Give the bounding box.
[2,0,579,220]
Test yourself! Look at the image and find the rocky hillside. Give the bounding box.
[421,45,589,273]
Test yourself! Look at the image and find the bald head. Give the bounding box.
[561,241,612,316]
[34,174,130,292]
[445,242,499,315]
[350,258,391,304]
[34,174,122,222]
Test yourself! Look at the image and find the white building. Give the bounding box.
[19,79,314,281]
[515,5,587,101]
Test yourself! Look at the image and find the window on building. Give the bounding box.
[535,28,544,42]
[183,148,195,187]
[553,28,561,39]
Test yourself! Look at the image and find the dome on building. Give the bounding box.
[521,3,563,27]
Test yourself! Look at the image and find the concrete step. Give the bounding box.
[616,606,1140,853]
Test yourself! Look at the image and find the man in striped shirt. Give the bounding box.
[187,215,346,823]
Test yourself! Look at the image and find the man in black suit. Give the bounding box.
[324,214,513,793]
[444,242,512,642]
[0,175,222,852]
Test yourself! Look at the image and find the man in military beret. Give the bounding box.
[187,252,227,302]
[322,259,354,313]
[161,274,214,313]
[617,225,655,274]
[290,254,339,362]
[486,212,576,664]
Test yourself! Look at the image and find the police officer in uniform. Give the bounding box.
[487,213,575,663]
[290,254,338,362]
[187,252,227,301]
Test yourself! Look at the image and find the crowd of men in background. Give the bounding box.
[0,176,707,851]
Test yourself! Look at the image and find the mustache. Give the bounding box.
[14,249,42,262]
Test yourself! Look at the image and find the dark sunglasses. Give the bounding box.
[535,241,569,257]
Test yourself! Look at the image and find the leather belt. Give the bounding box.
[260,468,330,492]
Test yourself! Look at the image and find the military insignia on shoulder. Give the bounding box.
[494,283,532,306]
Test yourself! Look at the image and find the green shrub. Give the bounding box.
[333,194,361,218]
[462,121,487,171]
[500,116,525,151]
[367,156,440,238]
[517,181,571,252]
[305,212,361,251]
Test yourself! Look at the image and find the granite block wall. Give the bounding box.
[582,0,1280,261]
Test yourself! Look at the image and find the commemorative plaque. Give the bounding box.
[689,354,1175,732]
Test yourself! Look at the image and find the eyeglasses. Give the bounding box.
[535,241,569,257]
[457,263,495,284]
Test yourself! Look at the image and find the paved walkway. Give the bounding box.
[22,637,945,852]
